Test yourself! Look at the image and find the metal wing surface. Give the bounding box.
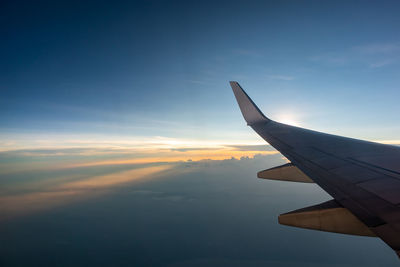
[230,81,400,257]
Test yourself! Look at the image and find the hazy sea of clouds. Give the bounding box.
[0,151,398,266]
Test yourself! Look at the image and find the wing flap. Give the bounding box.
[279,200,376,237]
[257,163,314,183]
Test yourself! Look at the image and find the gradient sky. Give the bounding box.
[2,0,400,151]
[2,1,400,265]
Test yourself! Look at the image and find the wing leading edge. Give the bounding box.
[230,81,400,258]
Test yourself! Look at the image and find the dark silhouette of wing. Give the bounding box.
[230,81,400,258]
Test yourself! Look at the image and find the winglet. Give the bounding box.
[230,81,270,125]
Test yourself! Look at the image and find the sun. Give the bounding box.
[277,114,301,127]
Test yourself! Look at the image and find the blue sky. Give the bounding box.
[2,0,400,151]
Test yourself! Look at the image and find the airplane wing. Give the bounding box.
[230,81,400,258]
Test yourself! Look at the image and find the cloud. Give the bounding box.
[0,151,283,221]
[0,189,85,222]
[311,42,400,68]
[130,190,191,202]
[0,134,264,153]
[227,144,275,151]
[353,43,400,68]
[1,151,393,266]
[354,43,400,54]
[170,147,220,152]
[369,59,395,68]
[59,165,172,190]
[309,54,348,65]
[0,164,176,221]
[0,142,280,175]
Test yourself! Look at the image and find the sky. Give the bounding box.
[1,0,400,266]
[2,0,400,150]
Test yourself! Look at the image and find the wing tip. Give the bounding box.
[229,81,270,125]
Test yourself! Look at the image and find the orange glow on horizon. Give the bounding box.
[67,149,278,168]
[60,165,173,189]
[0,165,173,222]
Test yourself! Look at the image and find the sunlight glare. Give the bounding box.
[277,113,301,127]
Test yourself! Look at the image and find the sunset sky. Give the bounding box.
[2,0,400,153]
[2,1,400,266]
